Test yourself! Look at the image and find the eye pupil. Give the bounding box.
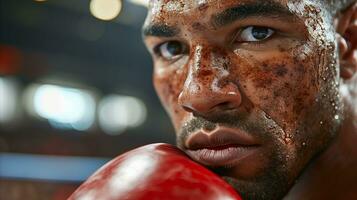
[166,41,182,55]
[252,27,269,40]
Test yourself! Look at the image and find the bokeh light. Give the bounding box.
[24,84,96,131]
[0,77,18,123]
[98,95,147,135]
[90,0,122,21]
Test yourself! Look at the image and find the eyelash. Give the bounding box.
[233,26,277,43]
[153,43,163,57]
[152,26,278,61]
[235,33,278,48]
[153,42,179,56]
[153,42,182,63]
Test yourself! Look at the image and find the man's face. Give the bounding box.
[143,0,343,199]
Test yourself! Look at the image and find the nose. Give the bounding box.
[178,45,242,116]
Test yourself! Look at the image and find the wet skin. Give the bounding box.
[143,0,357,199]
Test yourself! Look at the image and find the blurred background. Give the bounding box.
[0,0,175,199]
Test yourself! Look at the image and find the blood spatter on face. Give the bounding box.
[198,69,213,77]
[274,65,289,77]
[191,22,206,31]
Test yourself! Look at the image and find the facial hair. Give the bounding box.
[175,108,292,200]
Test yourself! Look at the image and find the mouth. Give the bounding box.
[184,126,261,167]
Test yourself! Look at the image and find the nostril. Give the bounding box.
[182,105,195,113]
[178,83,242,115]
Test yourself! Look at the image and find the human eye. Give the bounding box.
[236,26,275,43]
[154,41,187,61]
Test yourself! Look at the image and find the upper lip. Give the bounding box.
[185,126,259,150]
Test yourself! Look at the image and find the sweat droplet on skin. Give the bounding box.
[265,114,272,120]
[284,134,292,144]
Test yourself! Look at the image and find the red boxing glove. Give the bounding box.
[68,143,242,200]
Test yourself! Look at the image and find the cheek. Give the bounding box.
[153,67,187,128]
[232,52,318,132]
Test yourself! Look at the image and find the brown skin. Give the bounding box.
[143,0,357,199]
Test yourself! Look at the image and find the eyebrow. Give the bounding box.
[142,1,295,37]
[212,1,295,28]
[142,24,179,37]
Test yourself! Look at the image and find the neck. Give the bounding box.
[285,76,357,199]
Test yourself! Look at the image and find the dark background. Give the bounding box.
[0,0,175,199]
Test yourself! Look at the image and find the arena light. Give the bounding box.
[25,84,96,131]
[0,153,109,182]
[98,95,147,135]
[90,0,122,21]
[127,0,149,7]
[0,77,18,123]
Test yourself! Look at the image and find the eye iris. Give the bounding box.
[166,41,182,56]
[251,27,269,40]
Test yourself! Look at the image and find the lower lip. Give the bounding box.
[186,145,259,167]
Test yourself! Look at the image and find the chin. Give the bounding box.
[221,164,290,200]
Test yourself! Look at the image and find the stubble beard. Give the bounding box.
[221,149,290,200]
